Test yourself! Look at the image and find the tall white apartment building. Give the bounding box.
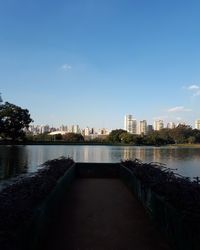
[154,120,164,131]
[139,120,148,135]
[195,120,200,130]
[60,125,68,132]
[124,115,137,134]
[72,125,81,134]
[84,127,90,136]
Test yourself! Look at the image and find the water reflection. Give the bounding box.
[0,146,28,180]
[123,147,149,160]
[0,145,200,180]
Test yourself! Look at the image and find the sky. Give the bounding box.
[0,0,200,129]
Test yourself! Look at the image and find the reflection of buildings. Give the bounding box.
[124,115,137,134]
[122,147,146,161]
[82,146,110,162]
[83,146,89,162]
[123,147,137,160]
[138,148,146,160]
[152,148,162,162]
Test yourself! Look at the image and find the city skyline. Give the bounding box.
[1,1,200,129]
[29,116,200,135]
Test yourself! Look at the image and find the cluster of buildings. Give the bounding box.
[28,124,109,138]
[124,115,200,135]
[27,116,200,138]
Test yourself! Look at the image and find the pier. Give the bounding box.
[30,163,171,250]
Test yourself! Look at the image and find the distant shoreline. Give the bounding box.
[1,141,200,147]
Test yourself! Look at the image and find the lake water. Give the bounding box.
[0,145,200,182]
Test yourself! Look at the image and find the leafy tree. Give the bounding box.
[63,133,84,142]
[188,136,196,144]
[169,125,193,144]
[158,128,175,144]
[192,129,200,143]
[145,131,167,145]
[0,102,33,141]
[134,135,145,145]
[120,132,137,144]
[29,132,52,141]
[107,129,127,143]
[55,133,63,140]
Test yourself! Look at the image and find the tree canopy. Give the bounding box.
[106,125,200,145]
[0,102,33,141]
[63,132,84,142]
[107,129,128,143]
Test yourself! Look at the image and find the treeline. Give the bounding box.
[108,125,200,145]
[26,132,85,143]
[24,125,200,145]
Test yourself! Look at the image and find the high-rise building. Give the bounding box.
[124,115,137,134]
[71,125,80,134]
[60,125,68,132]
[41,125,50,133]
[154,120,164,131]
[195,120,200,130]
[139,120,147,135]
[98,128,109,135]
[84,127,90,136]
[147,125,153,133]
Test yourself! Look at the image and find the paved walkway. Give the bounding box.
[41,179,171,250]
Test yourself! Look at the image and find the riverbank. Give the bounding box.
[169,143,200,148]
[1,140,200,147]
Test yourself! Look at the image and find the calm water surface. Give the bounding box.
[0,145,200,182]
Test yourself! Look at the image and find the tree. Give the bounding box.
[145,131,168,146]
[120,132,137,144]
[158,128,175,144]
[169,125,193,144]
[0,102,33,141]
[192,129,200,143]
[107,129,127,143]
[63,133,84,142]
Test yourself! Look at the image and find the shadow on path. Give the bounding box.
[40,178,171,250]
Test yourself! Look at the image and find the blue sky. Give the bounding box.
[1,0,200,129]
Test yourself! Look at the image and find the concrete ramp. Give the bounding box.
[40,178,171,250]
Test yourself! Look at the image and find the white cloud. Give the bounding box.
[187,85,200,90]
[61,64,72,71]
[185,84,200,96]
[167,106,192,112]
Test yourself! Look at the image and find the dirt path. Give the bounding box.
[41,178,171,250]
